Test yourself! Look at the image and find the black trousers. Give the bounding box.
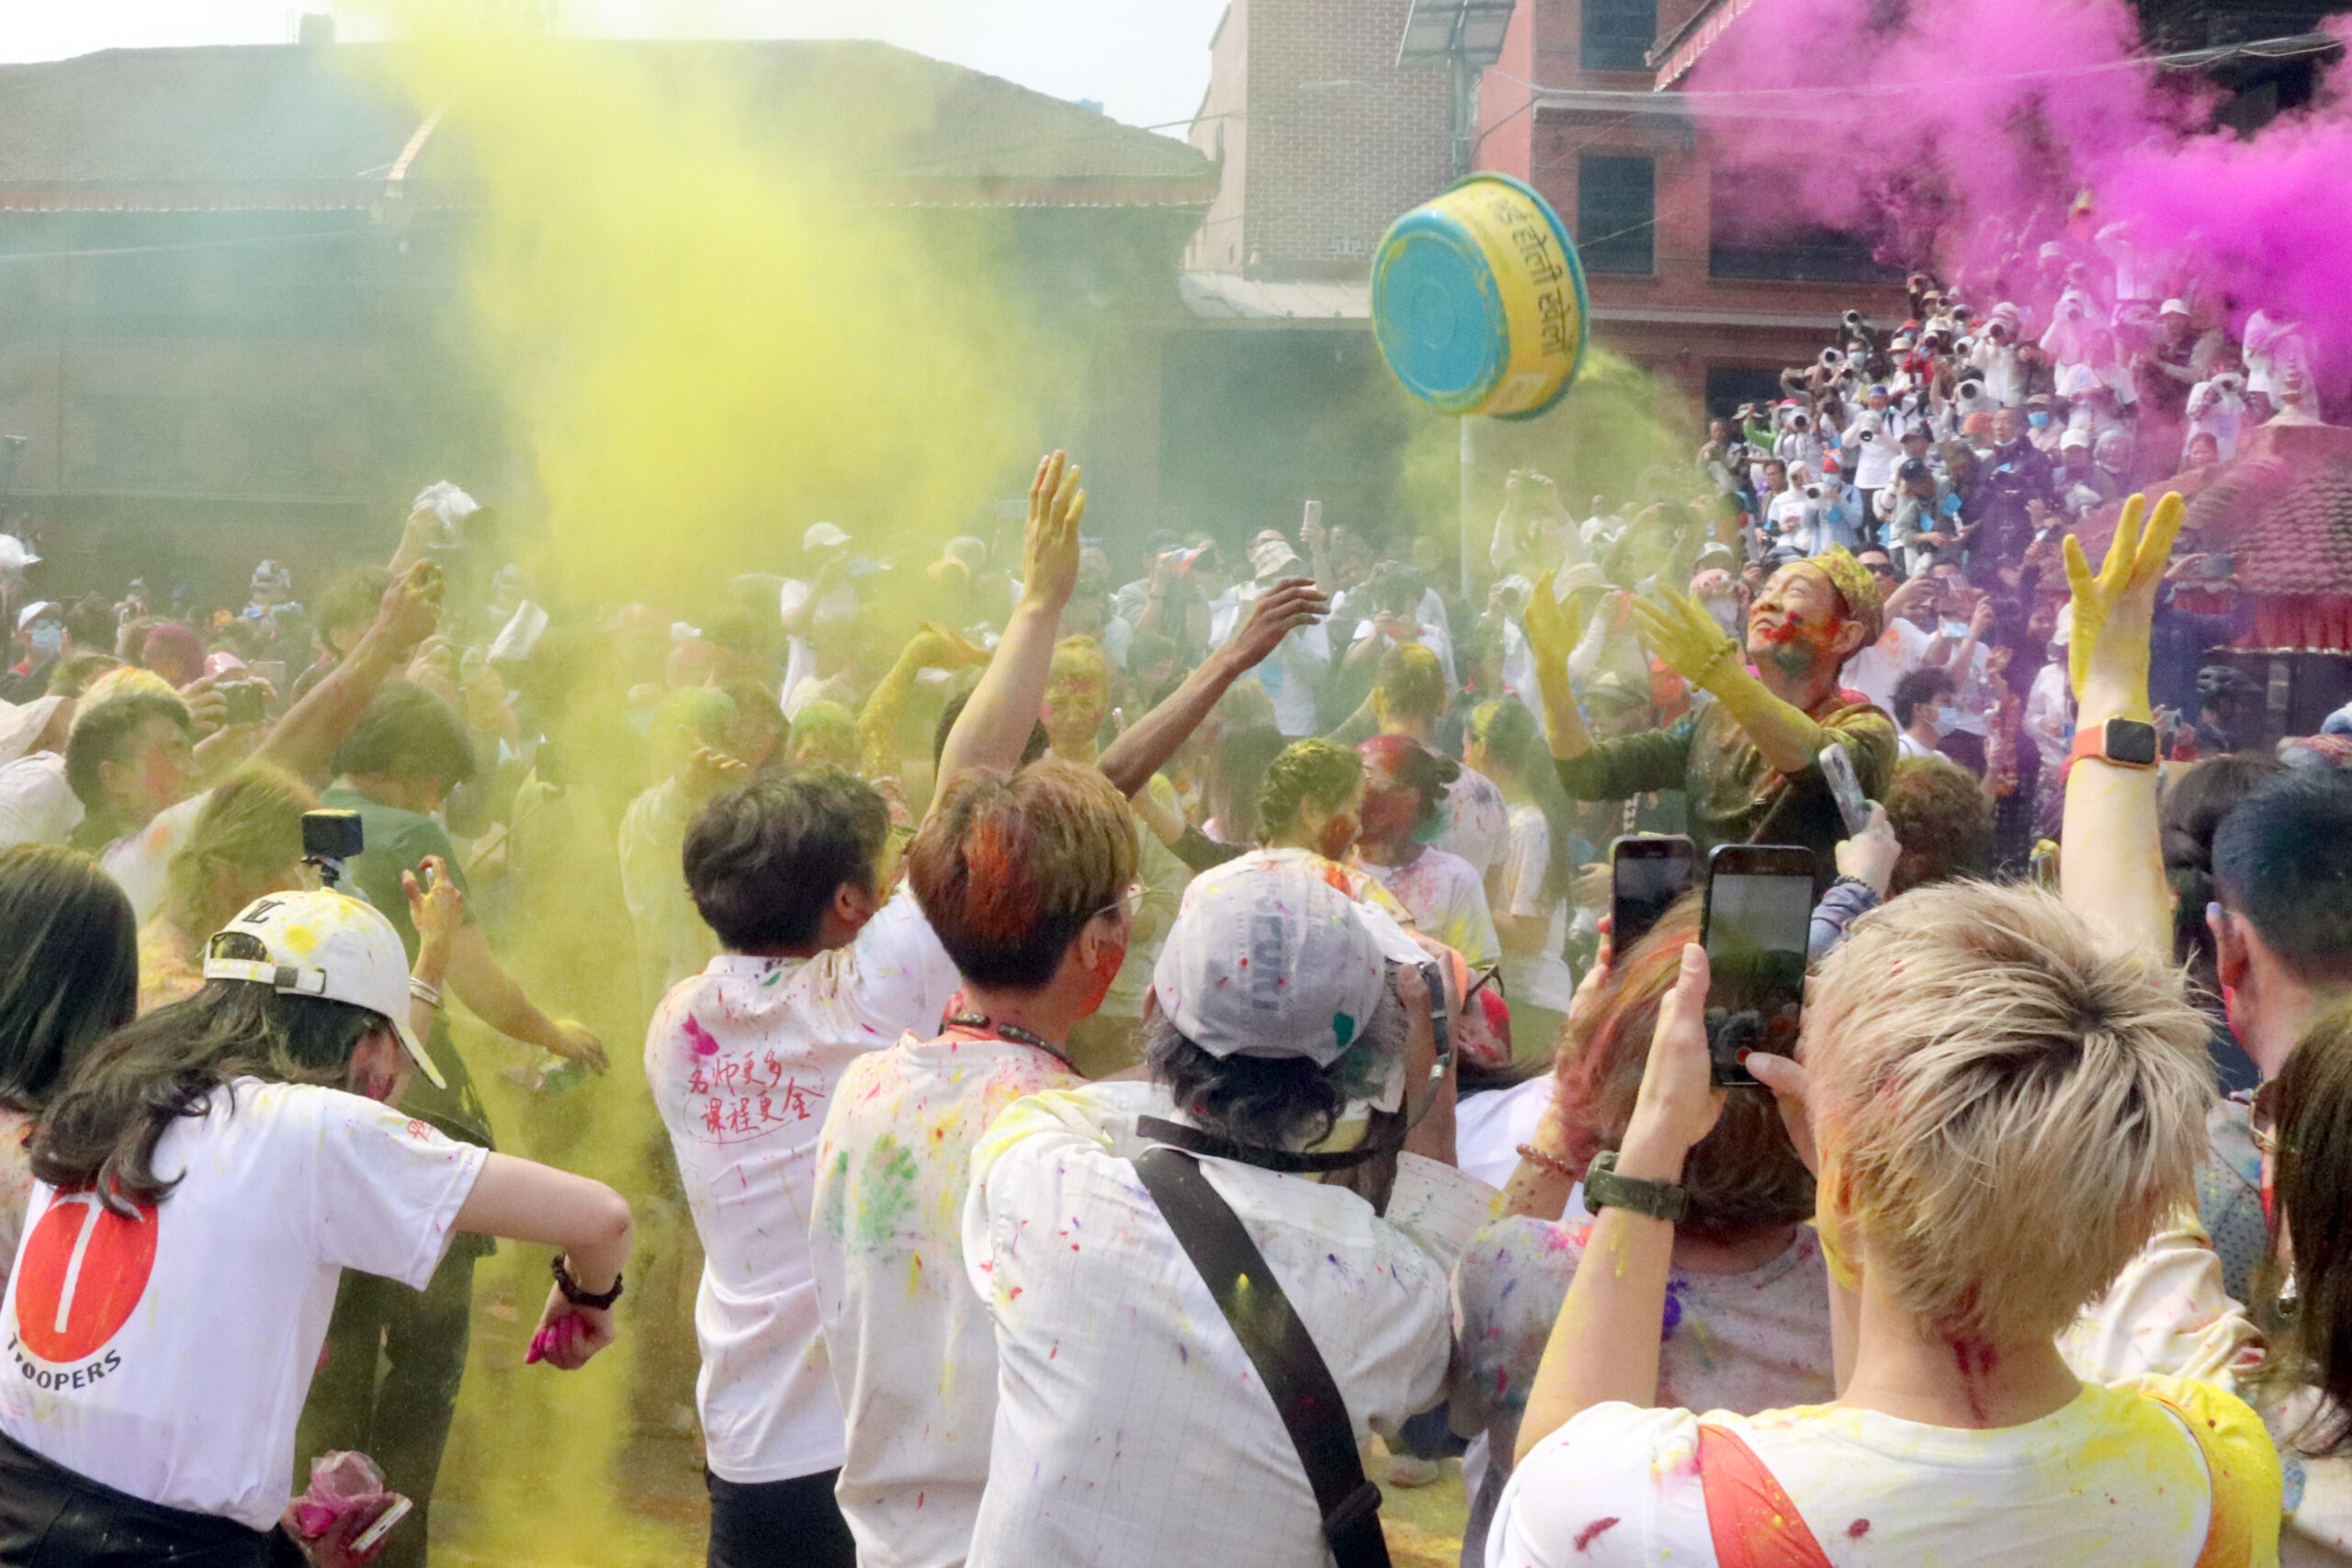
[293,1249,476,1568]
[0,1427,301,1568]
[705,1470,854,1568]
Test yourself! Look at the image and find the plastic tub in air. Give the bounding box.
[1371,173,1589,420]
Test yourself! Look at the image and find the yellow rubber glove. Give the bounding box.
[1631,588,1741,693]
[1522,570,1592,682]
[2062,491,2185,721]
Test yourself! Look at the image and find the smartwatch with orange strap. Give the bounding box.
[2067,716,2160,772]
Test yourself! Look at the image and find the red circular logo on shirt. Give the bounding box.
[15,1192,158,1364]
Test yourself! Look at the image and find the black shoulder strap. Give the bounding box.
[1131,1145,1391,1568]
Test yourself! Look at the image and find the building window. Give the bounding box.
[1707,168,1905,284]
[1705,365,1785,418]
[1576,154,1654,276]
[1581,0,1658,72]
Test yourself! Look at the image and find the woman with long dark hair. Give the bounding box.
[0,845,137,1286]
[0,888,632,1567]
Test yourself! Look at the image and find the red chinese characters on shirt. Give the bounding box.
[684,1036,827,1145]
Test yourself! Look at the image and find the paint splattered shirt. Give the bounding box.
[1361,845,1502,966]
[1452,1218,1834,1564]
[1434,763,1511,880]
[809,1031,1080,1568]
[1491,1377,2277,1568]
[643,884,958,1485]
[961,1081,1451,1568]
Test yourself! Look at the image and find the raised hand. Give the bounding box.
[2062,491,2184,717]
[1226,578,1328,669]
[681,744,751,805]
[373,561,446,664]
[918,621,989,670]
[1021,450,1086,613]
[1632,587,1741,690]
[1521,570,1589,674]
[401,854,465,973]
[1625,944,1726,1160]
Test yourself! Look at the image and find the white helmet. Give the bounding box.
[201,890,445,1089]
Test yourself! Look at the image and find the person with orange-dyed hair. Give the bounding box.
[810,756,1137,1568]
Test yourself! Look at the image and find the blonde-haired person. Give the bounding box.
[1495,878,2279,1565]
[140,762,468,1084]
[137,765,319,1012]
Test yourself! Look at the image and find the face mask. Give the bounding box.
[1932,705,1961,737]
[26,624,61,660]
[2028,411,2051,429]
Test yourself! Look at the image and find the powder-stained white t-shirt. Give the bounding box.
[1362,846,1501,967]
[0,1081,485,1529]
[645,884,958,1485]
[963,1083,1452,1568]
[811,1031,1080,1568]
[1491,1382,2246,1568]
[100,788,211,927]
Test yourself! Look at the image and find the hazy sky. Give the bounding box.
[0,0,1229,133]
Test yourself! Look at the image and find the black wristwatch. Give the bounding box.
[1584,1149,1690,1224]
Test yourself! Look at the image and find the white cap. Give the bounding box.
[202,890,445,1089]
[2059,426,2092,450]
[1248,537,1304,581]
[803,521,851,552]
[2160,298,2191,317]
[1151,855,1422,1066]
[16,601,59,630]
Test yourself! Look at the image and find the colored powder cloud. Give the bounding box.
[1691,0,2352,374]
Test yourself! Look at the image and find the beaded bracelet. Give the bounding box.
[1515,1143,1576,1180]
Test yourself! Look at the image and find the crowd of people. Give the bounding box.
[0,258,2344,1567]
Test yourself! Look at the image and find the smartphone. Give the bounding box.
[220,682,266,727]
[1610,835,1696,956]
[1303,499,1322,532]
[1819,741,1871,839]
[1700,844,1815,1089]
[350,1495,413,1555]
[300,810,365,863]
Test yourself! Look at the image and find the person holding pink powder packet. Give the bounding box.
[0,888,632,1568]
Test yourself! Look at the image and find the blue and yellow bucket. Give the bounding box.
[1371,173,1589,421]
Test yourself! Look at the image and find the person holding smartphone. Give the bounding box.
[1525,548,1896,893]
[1493,880,2274,1567]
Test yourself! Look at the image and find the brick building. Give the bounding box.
[1472,0,1907,412]
[1184,0,1456,279]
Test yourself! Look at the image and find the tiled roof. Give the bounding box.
[2078,423,2352,650]
[0,40,1215,212]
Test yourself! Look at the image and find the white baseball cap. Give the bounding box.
[202,890,445,1089]
[2159,298,2191,318]
[16,601,59,630]
[803,521,851,552]
[1152,855,1423,1066]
